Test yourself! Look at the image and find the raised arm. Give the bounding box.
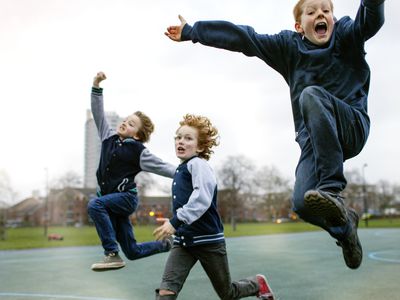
[91,72,114,141]
[165,15,288,74]
[342,0,385,43]
[359,0,385,40]
[166,15,265,55]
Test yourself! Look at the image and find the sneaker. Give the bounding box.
[256,274,274,300]
[304,189,347,227]
[336,208,363,269]
[91,252,126,272]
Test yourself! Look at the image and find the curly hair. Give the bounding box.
[134,111,154,143]
[293,0,334,23]
[179,114,219,161]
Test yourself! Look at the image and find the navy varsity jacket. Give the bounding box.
[170,156,224,247]
[91,87,176,195]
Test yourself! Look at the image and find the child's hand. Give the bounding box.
[165,15,187,42]
[93,72,107,88]
[153,218,176,240]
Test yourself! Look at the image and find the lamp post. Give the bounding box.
[44,168,49,237]
[362,163,368,227]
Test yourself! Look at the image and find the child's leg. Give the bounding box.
[292,143,332,230]
[115,215,170,260]
[294,86,366,268]
[196,243,260,300]
[88,192,136,254]
[298,85,368,192]
[293,123,357,238]
[156,245,196,299]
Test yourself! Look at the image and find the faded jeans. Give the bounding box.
[87,191,167,259]
[156,243,259,300]
[292,86,369,239]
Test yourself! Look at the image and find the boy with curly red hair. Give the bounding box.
[153,114,274,299]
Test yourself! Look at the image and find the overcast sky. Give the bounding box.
[0,0,398,201]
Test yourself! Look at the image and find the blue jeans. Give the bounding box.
[87,191,166,259]
[292,86,369,239]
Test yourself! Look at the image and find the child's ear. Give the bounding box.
[295,22,304,34]
[196,147,204,154]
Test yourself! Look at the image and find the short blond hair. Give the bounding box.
[293,0,334,23]
[134,111,154,143]
[179,114,219,161]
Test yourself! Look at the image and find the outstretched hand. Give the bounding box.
[93,72,107,88]
[153,218,176,241]
[165,15,187,42]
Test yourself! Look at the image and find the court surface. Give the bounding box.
[0,228,399,300]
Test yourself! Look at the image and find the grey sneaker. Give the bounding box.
[304,189,347,227]
[91,252,126,272]
[336,208,363,269]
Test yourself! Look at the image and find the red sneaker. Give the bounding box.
[256,274,274,300]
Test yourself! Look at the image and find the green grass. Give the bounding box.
[0,218,399,250]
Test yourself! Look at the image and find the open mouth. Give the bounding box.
[177,146,185,152]
[314,22,327,35]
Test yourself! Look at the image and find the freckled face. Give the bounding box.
[117,114,141,140]
[174,125,202,162]
[295,0,334,46]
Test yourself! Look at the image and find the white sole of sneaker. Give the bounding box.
[91,262,126,272]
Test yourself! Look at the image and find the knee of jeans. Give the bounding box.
[124,248,142,260]
[299,86,327,113]
[87,198,100,214]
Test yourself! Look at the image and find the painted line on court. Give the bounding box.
[0,292,126,300]
[373,230,400,238]
[368,250,400,263]
[0,253,97,265]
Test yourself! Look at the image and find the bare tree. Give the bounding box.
[253,165,292,221]
[253,165,291,194]
[0,170,17,204]
[344,169,396,218]
[0,170,17,240]
[0,201,7,240]
[217,155,255,231]
[374,180,394,212]
[52,171,82,189]
[343,168,364,210]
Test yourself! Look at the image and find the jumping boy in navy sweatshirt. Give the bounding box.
[164,0,385,269]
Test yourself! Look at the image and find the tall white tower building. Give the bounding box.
[84,109,122,189]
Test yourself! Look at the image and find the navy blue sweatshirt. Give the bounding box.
[181,0,385,136]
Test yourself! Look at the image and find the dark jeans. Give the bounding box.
[156,243,259,300]
[87,191,166,259]
[292,86,369,239]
